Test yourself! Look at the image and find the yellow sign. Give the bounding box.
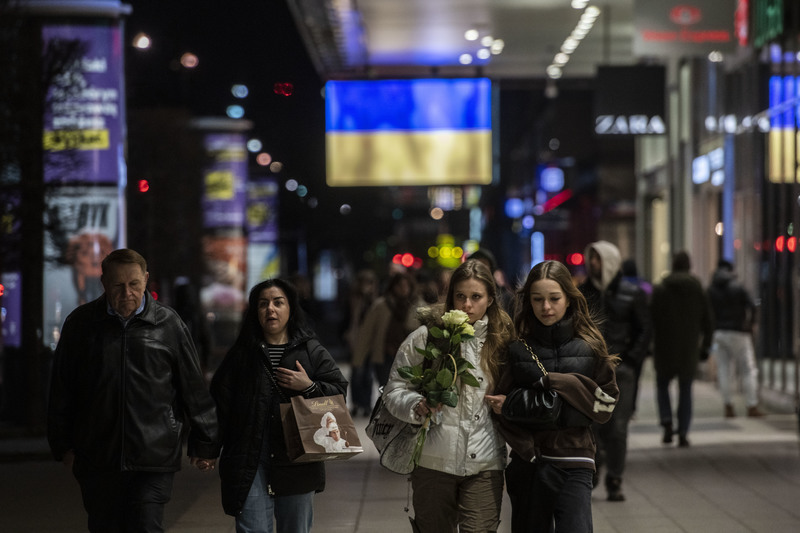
[205,171,235,200]
[43,129,110,151]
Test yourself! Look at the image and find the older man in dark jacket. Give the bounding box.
[650,251,713,448]
[579,240,652,502]
[48,248,220,533]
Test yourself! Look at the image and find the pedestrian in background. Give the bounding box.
[210,278,348,533]
[341,269,379,417]
[578,240,651,501]
[352,271,420,403]
[707,259,765,418]
[488,260,619,533]
[48,248,220,533]
[650,251,714,447]
[383,260,515,532]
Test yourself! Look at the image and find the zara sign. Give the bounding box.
[594,65,666,136]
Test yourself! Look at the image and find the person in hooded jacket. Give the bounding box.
[210,278,348,533]
[578,240,651,502]
[707,259,765,418]
[487,260,619,533]
[383,260,515,533]
[650,251,714,447]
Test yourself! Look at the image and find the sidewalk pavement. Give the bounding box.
[2,359,799,532]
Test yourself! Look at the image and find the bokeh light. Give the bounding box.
[226,105,244,119]
[256,152,272,166]
[247,139,263,152]
[180,52,198,68]
[231,84,249,98]
[270,161,283,173]
[132,32,151,50]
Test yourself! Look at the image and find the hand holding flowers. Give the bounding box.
[397,309,480,466]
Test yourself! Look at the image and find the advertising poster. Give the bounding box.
[1,272,22,349]
[42,23,125,185]
[202,133,248,229]
[43,187,120,346]
[246,177,279,244]
[200,235,247,315]
[247,243,280,290]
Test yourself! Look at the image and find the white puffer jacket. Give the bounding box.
[383,317,506,476]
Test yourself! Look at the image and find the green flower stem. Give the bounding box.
[410,412,432,467]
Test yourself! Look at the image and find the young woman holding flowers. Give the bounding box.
[485,260,620,533]
[383,260,515,533]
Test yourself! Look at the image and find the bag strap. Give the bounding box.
[519,339,548,376]
[259,344,289,402]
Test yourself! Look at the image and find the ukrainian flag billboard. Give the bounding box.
[325,78,492,186]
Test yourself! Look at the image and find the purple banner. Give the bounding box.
[1,272,22,348]
[202,133,248,228]
[42,23,124,185]
[246,177,279,243]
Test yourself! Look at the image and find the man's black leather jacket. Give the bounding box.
[47,292,220,472]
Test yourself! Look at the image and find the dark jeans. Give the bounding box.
[656,373,693,436]
[75,467,174,533]
[505,457,593,533]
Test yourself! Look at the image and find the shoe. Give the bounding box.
[661,422,673,444]
[605,476,625,502]
[678,434,690,447]
[747,406,766,417]
[724,404,736,418]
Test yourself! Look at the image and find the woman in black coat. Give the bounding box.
[210,278,348,533]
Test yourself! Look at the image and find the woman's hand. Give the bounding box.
[484,394,506,415]
[275,361,313,391]
[414,399,441,419]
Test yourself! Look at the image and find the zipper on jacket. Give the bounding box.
[268,483,275,496]
[119,322,127,470]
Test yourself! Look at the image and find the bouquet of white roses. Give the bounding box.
[397,309,480,466]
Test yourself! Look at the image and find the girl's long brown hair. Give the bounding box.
[514,260,618,366]
[444,260,515,387]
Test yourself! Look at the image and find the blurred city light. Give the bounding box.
[231,84,249,98]
[567,252,584,265]
[296,185,308,197]
[137,179,150,193]
[340,204,352,215]
[270,161,283,173]
[459,54,473,65]
[504,197,524,218]
[285,179,298,191]
[247,139,263,152]
[180,52,199,68]
[226,105,245,119]
[430,207,444,220]
[464,29,479,41]
[256,152,272,166]
[132,32,151,50]
[273,82,294,96]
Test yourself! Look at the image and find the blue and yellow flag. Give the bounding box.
[326,78,492,186]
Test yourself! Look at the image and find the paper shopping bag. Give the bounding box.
[280,394,363,463]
